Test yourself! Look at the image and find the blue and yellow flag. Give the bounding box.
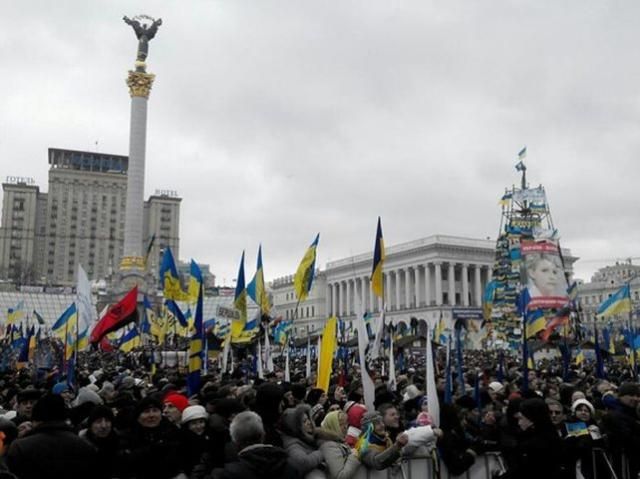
[7,301,25,326]
[159,247,189,301]
[188,260,203,303]
[274,320,292,345]
[52,303,78,342]
[371,218,385,299]
[232,251,248,341]
[119,326,141,353]
[188,283,204,396]
[316,317,338,392]
[597,284,632,318]
[293,234,320,303]
[247,245,270,315]
[141,296,153,334]
[575,348,585,365]
[435,316,447,344]
[482,280,497,321]
[525,309,546,339]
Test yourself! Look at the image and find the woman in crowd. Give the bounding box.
[280,404,326,478]
[318,410,361,479]
[356,411,408,471]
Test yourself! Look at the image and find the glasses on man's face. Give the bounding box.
[549,410,563,416]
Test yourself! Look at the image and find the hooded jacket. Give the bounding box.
[280,405,326,478]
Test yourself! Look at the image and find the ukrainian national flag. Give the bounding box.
[119,326,141,353]
[371,218,385,299]
[482,281,497,321]
[316,317,337,392]
[141,296,154,334]
[159,247,188,301]
[165,300,188,328]
[525,309,546,339]
[597,284,632,318]
[7,301,25,326]
[188,283,204,396]
[247,245,270,315]
[575,348,585,365]
[293,234,320,303]
[435,316,447,344]
[52,304,78,342]
[76,327,89,352]
[188,260,203,303]
[232,251,248,341]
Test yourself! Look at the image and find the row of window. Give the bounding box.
[285,306,315,320]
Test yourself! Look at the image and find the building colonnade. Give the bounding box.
[325,262,492,317]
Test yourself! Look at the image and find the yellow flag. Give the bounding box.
[316,317,337,392]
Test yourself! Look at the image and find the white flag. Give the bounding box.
[264,329,274,372]
[426,325,440,428]
[306,337,311,378]
[369,310,385,360]
[284,347,291,382]
[388,333,396,392]
[76,264,96,334]
[257,341,264,379]
[355,294,376,411]
[222,337,231,373]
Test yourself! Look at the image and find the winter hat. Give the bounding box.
[306,388,325,405]
[163,393,189,412]
[52,382,70,395]
[571,399,595,417]
[290,384,307,401]
[119,376,136,391]
[403,384,422,403]
[489,382,504,393]
[32,394,67,422]
[88,405,115,426]
[345,402,368,428]
[360,411,383,429]
[618,382,640,398]
[135,396,163,419]
[310,403,325,423]
[74,386,104,407]
[182,405,208,425]
[98,381,115,399]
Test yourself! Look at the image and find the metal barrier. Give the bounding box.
[353,452,506,479]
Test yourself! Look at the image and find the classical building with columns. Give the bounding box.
[271,234,497,336]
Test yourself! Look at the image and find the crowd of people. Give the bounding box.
[0,349,637,479]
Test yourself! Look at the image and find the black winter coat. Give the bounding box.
[212,444,299,479]
[6,421,97,479]
[118,419,183,479]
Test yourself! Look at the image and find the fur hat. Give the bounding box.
[571,398,595,417]
[182,405,208,425]
[32,394,67,422]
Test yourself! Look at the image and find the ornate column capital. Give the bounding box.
[127,70,155,98]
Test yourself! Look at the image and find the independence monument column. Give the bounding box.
[119,15,162,289]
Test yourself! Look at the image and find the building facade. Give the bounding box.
[577,261,640,322]
[0,148,181,286]
[271,235,502,336]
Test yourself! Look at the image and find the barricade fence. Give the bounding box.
[353,452,506,479]
[588,448,633,479]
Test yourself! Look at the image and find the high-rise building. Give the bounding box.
[0,177,41,284]
[0,148,181,286]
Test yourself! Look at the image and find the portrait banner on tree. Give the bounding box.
[521,240,568,311]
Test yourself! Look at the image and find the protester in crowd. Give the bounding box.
[80,405,122,479]
[545,398,567,438]
[0,418,18,479]
[280,404,326,478]
[6,394,96,479]
[318,410,362,479]
[162,392,189,426]
[343,401,367,447]
[377,403,402,442]
[509,398,565,479]
[601,382,640,479]
[212,411,298,479]
[356,411,408,470]
[119,395,184,479]
[179,405,211,476]
[564,398,606,479]
[11,388,40,426]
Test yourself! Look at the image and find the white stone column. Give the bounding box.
[395,270,402,310]
[448,263,456,305]
[332,283,338,315]
[346,280,352,317]
[385,272,392,309]
[405,268,411,309]
[326,284,332,316]
[425,263,432,306]
[462,264,470,306]
[474,265,482,306]
[415,267,422,307]
[338,281,344,316]
[367,276,375,312]
[434,262,442,305]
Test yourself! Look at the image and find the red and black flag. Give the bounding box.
[90,286,139,345]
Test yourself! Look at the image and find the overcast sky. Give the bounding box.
[2,1,639,285]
